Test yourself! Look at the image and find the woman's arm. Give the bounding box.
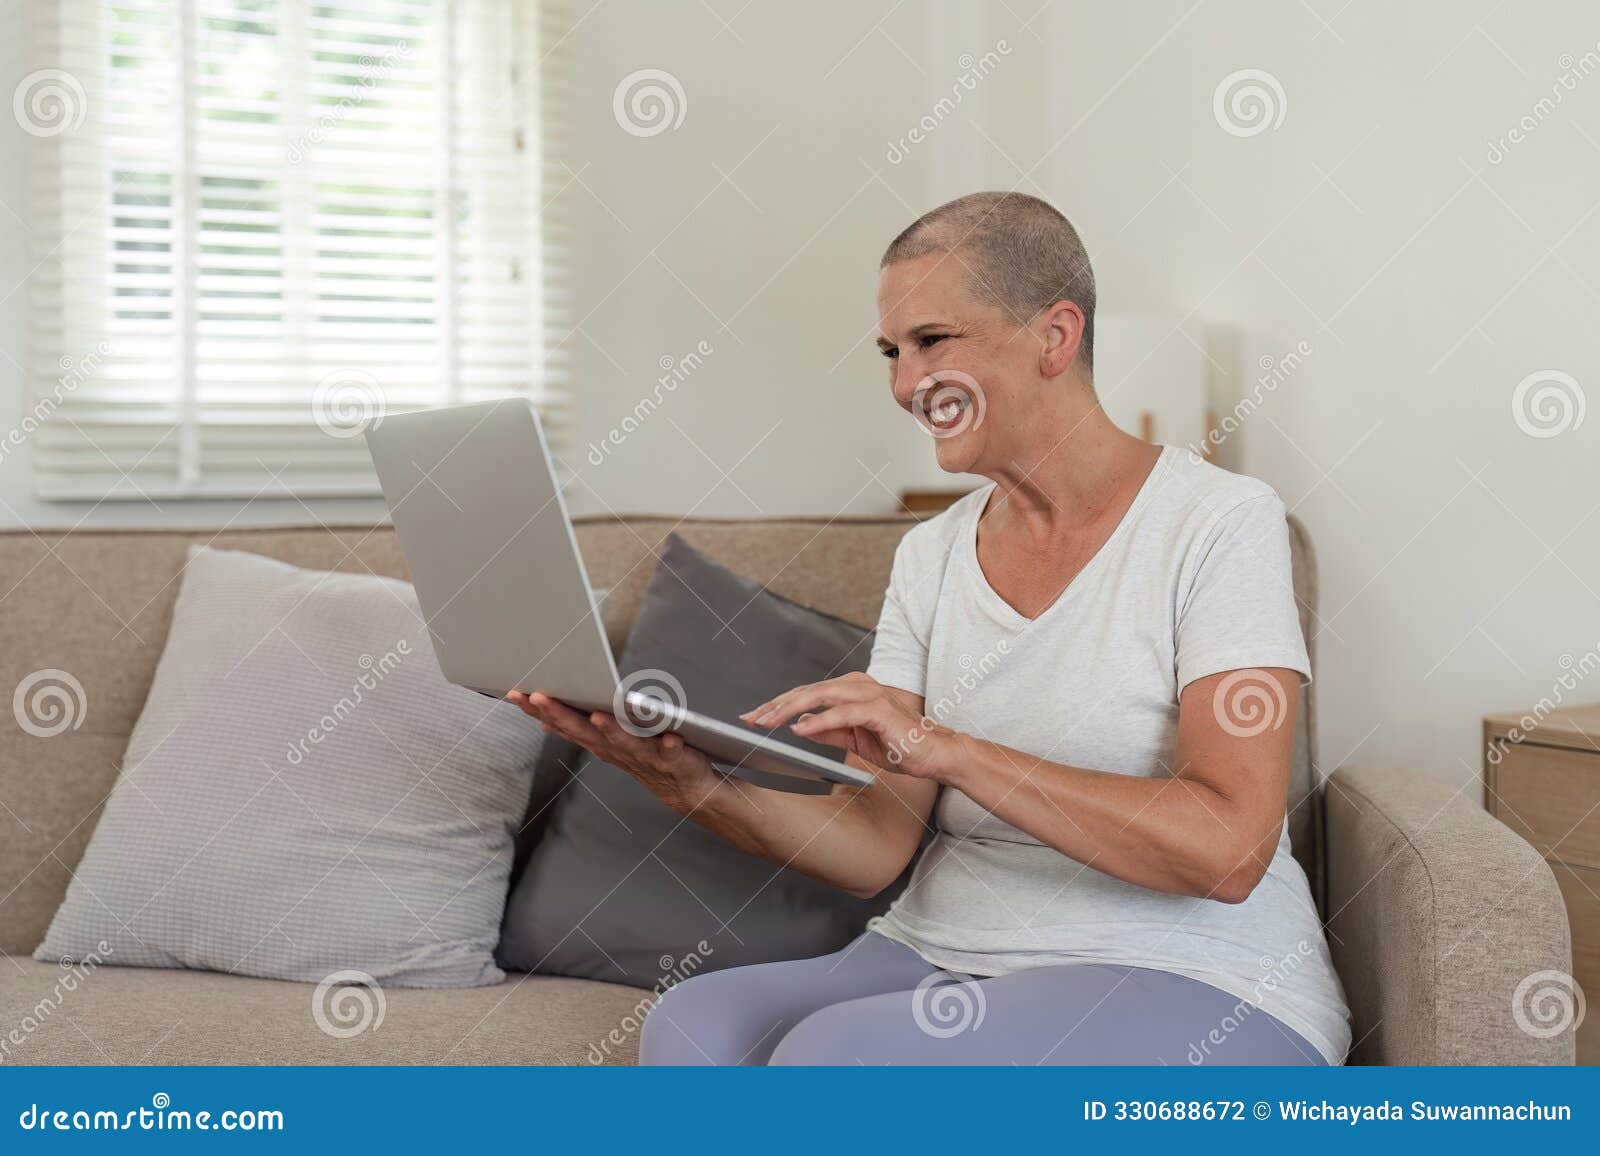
[752,666,1299,903]
[508,688,937,899]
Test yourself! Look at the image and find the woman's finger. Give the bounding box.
[788,701,888,741]
[743,677,877,728]
[527,695,612,751]
[741,677,841,724]
[510,690,557,721]
[651,729,707,772]
[529,692,585,726]
[739,686,804,725]
[591,712,688,771]
[591,712,712,778]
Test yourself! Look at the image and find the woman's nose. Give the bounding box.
[891,357,922,408]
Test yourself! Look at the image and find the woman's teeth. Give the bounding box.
[929,397,966,427]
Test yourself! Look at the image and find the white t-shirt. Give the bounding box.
[865,446,1351,1064]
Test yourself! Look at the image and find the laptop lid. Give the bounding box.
[365,398,619,711]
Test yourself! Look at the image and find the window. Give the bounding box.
[25,0,569,499]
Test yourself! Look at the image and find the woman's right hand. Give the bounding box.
[506,690,724,814]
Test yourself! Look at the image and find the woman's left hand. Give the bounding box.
[740,672,959,781]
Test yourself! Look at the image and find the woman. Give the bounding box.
[510,191,1350,1066]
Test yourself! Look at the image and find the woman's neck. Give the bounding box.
[980,406,1160,540]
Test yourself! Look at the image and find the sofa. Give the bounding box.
[0,514,1576,1065]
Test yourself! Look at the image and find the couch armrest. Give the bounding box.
[1323,764,1575,1065]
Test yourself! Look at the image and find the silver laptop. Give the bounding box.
[364,398,875,790]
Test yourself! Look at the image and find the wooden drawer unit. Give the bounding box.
[1485,703,1600,1065]
[1488,744,1600,869]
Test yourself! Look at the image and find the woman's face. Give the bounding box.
[876,253,1048,476]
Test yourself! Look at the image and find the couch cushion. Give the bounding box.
[568,515,917,654]
[35,546,540,988]
[0,525,417,956]
[0,955,646,1065]
[499,533,897,987]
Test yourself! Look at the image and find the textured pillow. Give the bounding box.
[35,546,541,988]
[497,533,902,987]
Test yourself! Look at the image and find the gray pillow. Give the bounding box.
[497,533,906,987]
[35,546,541,988]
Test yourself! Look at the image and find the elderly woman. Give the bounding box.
[510,191,1350,1066]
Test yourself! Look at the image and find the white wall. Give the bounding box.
[1002,1,1600,791]
[555,0,943,518]
[3,0,1596,793]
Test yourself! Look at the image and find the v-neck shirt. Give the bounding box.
[864,446,1350,1064]
[964,447,1165,626]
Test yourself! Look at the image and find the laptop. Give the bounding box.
[364,398,876,790]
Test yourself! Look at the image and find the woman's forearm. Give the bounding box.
[669,770,921,899]
[937,734,1276,903]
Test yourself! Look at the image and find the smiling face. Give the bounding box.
[876,252,1086,476]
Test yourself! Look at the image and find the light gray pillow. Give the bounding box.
[35,546,541,988]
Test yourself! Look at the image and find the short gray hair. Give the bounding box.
[880,191,1097,367]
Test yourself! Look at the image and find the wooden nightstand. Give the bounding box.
[1484,703,1600,1064]
[897,488,974,517]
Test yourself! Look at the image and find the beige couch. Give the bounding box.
[0,515,1576,1065]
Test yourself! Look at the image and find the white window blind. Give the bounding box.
[26,0,570,499]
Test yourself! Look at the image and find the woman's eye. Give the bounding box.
[919,334,946,348]
[880,347,898,359]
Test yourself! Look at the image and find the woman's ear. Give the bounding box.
[1038,300,1086,379]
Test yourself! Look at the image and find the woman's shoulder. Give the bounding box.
[895,483,993,559]
[1156,447,1286,528]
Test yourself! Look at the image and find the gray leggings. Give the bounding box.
[639,932,1329,1066]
